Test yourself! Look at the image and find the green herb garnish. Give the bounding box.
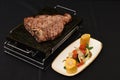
[86,44,93,50]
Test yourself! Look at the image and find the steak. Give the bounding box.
[24,13,72,42]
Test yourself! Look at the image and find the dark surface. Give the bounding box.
[7,8,82,56]
[0,0,120,80]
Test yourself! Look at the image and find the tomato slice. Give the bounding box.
[77,61,84,67]
[81,49,86,54]
[79,44,86,50]
[72,50,78,59]
[79,45,86,54]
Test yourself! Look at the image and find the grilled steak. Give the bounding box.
[24,13,72,42]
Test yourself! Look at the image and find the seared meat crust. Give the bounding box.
[24,13,71,42]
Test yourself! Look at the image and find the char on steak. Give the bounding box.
[24,13,72,42]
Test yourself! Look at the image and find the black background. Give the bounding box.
[0,0,120,80]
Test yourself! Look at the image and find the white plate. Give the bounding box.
[51,38,102,76]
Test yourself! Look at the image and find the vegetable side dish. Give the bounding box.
[64,34,93,74]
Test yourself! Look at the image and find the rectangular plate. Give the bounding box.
[7,7,82,58]
[51,38,102,76]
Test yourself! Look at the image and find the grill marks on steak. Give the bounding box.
[24,13,72,42]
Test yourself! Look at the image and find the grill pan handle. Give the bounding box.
[54,5,76,15]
